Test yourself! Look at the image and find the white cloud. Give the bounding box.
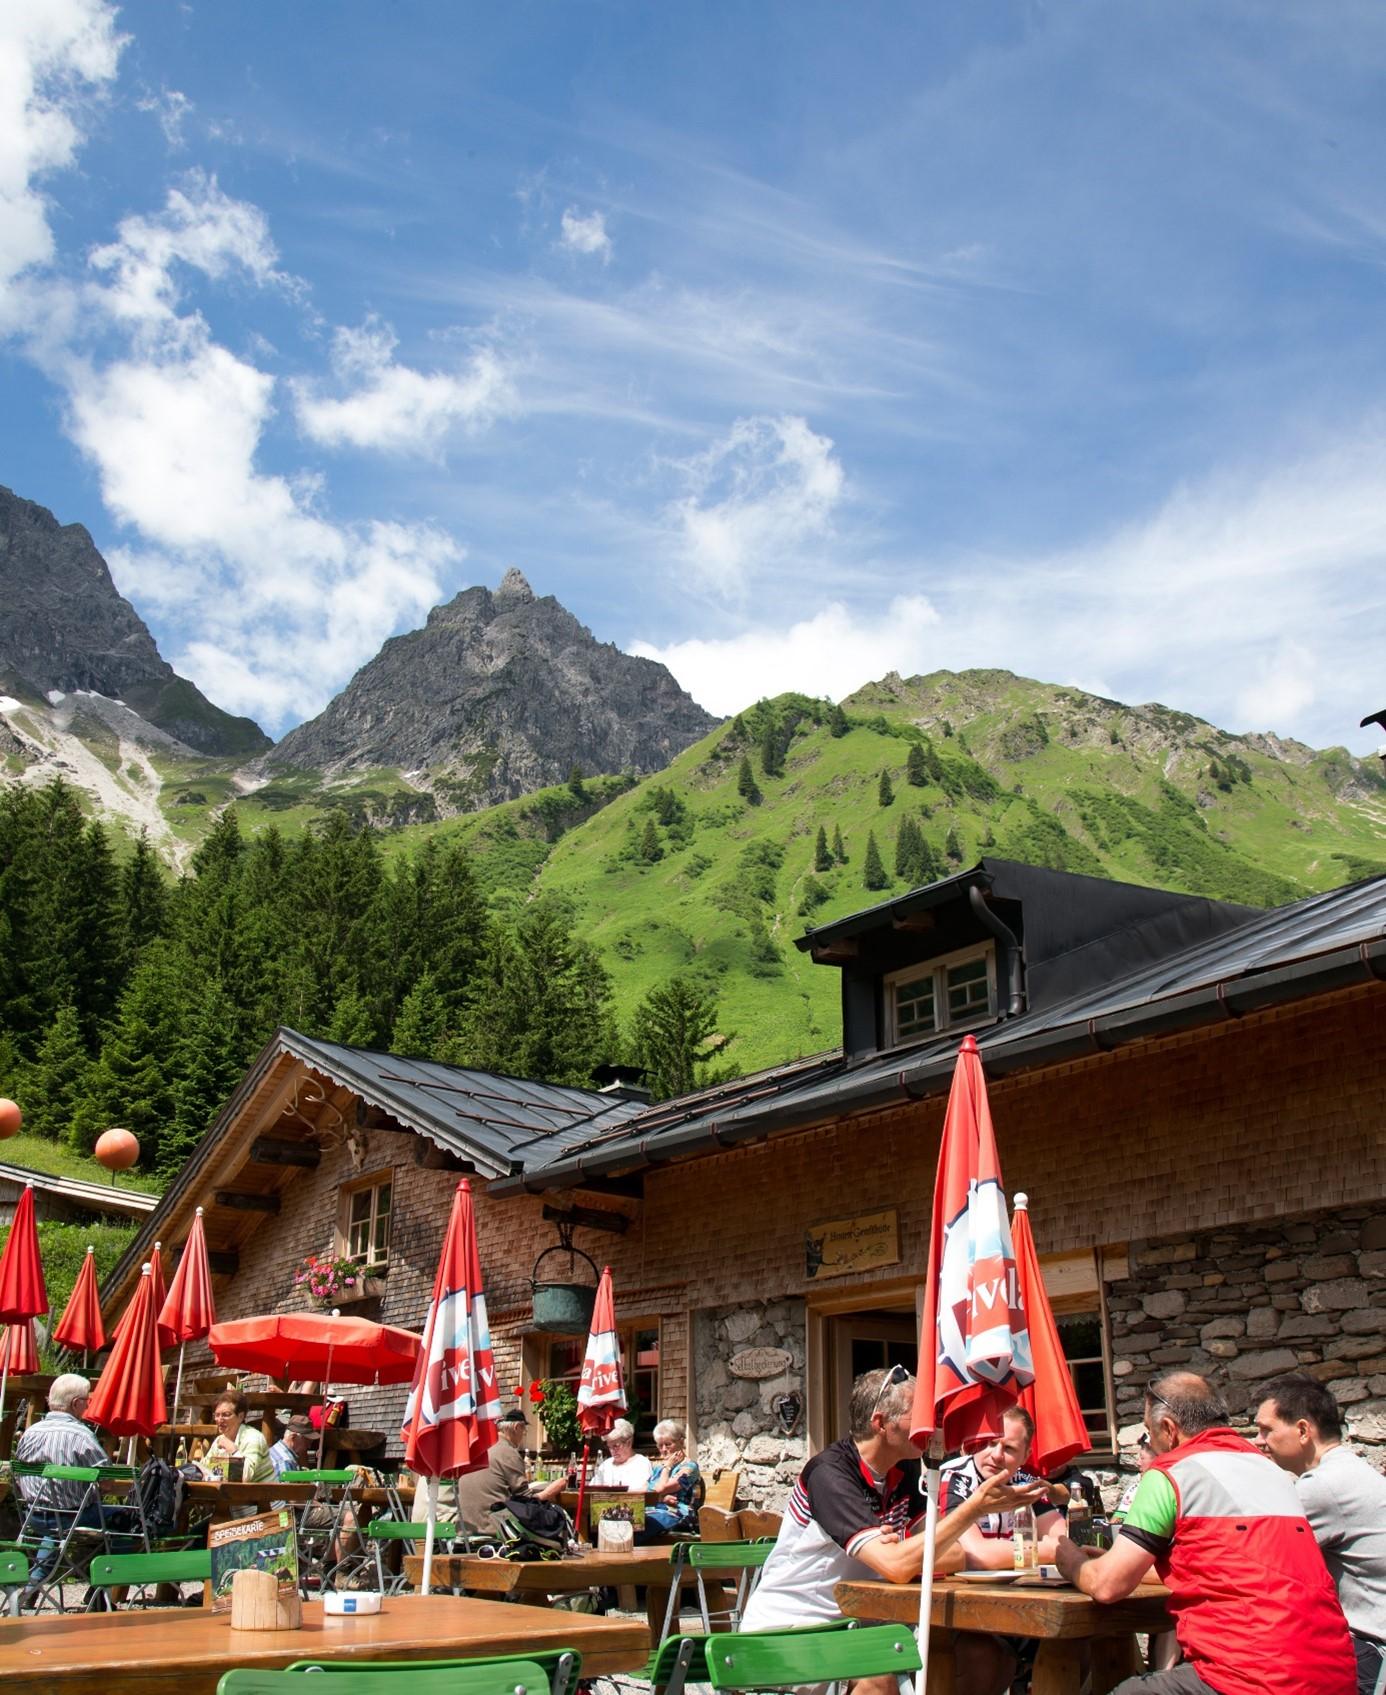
[633,595,939,716]
[0,0,123,309]
[664,414,845,597]
[293,316,515,454]
[135,86,191,148]
[559,207,612,262]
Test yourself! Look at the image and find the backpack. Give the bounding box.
[491,1496,574,1556]
[138,1455,185,1538]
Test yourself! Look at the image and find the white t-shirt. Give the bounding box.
[589,1451,653,1490]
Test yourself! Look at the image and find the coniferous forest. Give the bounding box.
[0,780,728,1185]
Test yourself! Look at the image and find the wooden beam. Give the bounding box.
[891,911,936,933]
[810,939,858,963]
[413,1141,476,1173]
[250,1136,320,1169]
[214,1190,282,1214]
[543,1203,630,1236]
[207,1250,239,1276]
[567,1172,645,1200]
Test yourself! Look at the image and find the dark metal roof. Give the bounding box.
[278,1030,649,1179]
[494,872,1386,1194]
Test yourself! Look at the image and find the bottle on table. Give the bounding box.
[1011,1503,1037,1571]
[1065,1480,1090,1546]
[174,1436,189,1469]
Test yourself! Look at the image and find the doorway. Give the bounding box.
[821,1299,918,1444]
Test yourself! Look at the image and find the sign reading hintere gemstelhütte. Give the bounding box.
[804,1208,900,1279]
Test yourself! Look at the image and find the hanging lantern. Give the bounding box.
[95,1128,140,1171]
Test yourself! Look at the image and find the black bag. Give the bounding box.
[491,1496,573,1553]
[138,1455,185,1538]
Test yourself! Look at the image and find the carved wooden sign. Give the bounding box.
[728,1346,793,1381]
[805,1208,900,1280]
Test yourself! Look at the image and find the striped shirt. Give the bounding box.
[16,1411,109,1511]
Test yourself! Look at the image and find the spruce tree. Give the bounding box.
[862,831,888,890]
[832,824,847,864]
[737,756,762,806]
[760,721,784,779]
[639,819,663,862]
[120,829,168,968]
[326,987,378,1047]
[906,742,927,786]
[631,977,731,1100]
[163,978,242,1179]
[945,825,964,863]
[895,816,921,880]
[21,1004,88,1141]
[813,826,833,872]
[567,765,587,800]
[827,701,849,738]
[878,769,894,808]
[391,971,452,1058]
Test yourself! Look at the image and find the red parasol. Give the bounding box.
[1011,1193,1092,1475]
[0,1183,48,1420]
[574,1264,626,1540]
[908,1035,1034,1690]
[209,1311,421,1384]
[0,1320,38,1376]
[148,1240,167,1324]
[53,1245,106,1361]
[86,1261,168,1439]
[401,1180,502,1592]
[158,1207,217,1422]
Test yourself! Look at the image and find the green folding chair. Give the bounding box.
[281,1469,358,1593]
[360,1518,428,1595]
[704,1624,921,1691]
[87,1548,212,1609]
[217,1658,555,1694]
[0,1550,29,1617]
[645,1619,853,1695]
[284,1647,582,1695]
[686,1540,775,1634]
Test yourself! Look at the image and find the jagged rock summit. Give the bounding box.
[266,571,717,802]
[0,485,270,757]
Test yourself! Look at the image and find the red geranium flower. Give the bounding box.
[528,1381,546,1405]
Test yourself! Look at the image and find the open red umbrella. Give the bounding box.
[0,1183,48,1420]
[401,1180,502,1592]
[53,1244,105,1363]
[908,1035,1034,1689]
[573,1264,626,1543]
[1011,1193,1092,1476]
[158,1207,216,1422]
[0,1321,38,1376]
[210,1310,421,1384]
[86,1261,167,1442]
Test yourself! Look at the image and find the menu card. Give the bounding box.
[208,1510,300,1613]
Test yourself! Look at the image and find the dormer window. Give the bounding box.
[885,944,997,1046]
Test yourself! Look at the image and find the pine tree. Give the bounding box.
[639,819,664,862]
[21,1004,88,1141]
[759,721,784,778]
[878,769,894,808]
[827,701,849,738]
[326,986,378,1047]
[895,815,921,880]
[832,824,847,864]
[120,829,167,968]
[813,827,833,872]
[862,831,888,890]
[391,971,452,1058]
[631,977,731,1100]
[737,756,762,806]
[163,978,243,1180]
[567,765,587,800]
[945,825,964,863]
[906,743,927,786]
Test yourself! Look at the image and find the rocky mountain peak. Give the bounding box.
[494,566,535,607]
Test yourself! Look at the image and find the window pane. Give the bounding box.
[348,1217,369,1257]
[349,1190,372,1225]
[946,956,991,1020]
[548,1339,583,1380]
[372,1205,390,1263]
[376,1183,391,1219]
[895,976,936,1038]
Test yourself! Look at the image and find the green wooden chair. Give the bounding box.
[361,1518,427,1595]
[87,1548,211,1609]
[281,1469,359,1593]
[0,1550,29,1617]
[283,1647,582,1695]
[685,1539,775,1634]
[217,1658,555,1694]
[644,1619,853,1695]
[704,1624,921,1691]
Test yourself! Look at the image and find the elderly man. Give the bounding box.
[1055,1369,1356,1695]
[1254,1373,1386,1695]
[743,1365,1043,1695]
[268,1414,314,1479]
[14,1373,114,1603]
[412,1407,567,1537]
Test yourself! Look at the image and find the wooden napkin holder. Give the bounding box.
[230,1566,302,1630]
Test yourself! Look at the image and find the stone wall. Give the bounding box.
[1106,1201,1386,1491]
[693,1298,806,1508]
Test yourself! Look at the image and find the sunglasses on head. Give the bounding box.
[1138,1432,1151,1450]
[871,1363,913,1421]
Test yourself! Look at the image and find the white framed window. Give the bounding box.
[338,1171,393,1269]
[885,944,996,1045]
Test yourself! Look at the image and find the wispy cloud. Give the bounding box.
[135,86,192,149]
[559,206,612,262]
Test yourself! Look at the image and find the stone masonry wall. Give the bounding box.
[693,1299,807,1507]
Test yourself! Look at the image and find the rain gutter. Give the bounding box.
[491,933,1386,1196]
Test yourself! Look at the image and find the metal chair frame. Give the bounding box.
[218,1656,559,1694]
[281,1468,358,1594]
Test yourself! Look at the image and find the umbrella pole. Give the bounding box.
[421,1476,439,1596]
[173,1342,186,1426]
[574,1440,591,1545]
[0,1353,8,1427]
[914,1438,944,1695]
[317,1336,336,1469]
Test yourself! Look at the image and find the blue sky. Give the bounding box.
[4,1,1385,751]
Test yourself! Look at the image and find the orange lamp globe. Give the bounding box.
[94,1128,140,1171]
[0,1099,21,1139]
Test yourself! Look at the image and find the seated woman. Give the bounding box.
[205,1389,275,1485]
[589,1418,653,1490]
[638,1418,699,1542]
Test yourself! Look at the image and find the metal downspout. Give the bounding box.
[968,884,1025,1016]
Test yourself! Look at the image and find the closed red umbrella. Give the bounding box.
[158,1207,216,1421]
[86,1262,167,1440]
[0,1183,47,1420]
[401,1180,502,1592]
[0,1321,38,1376]
[53,1245,106,1363]
[148,1240,167,1325]
[1011,1193,1092,1476]
[909,1035,1034,1689]
[574,1264,626,1542]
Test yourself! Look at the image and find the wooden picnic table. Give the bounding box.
[836,1577,1173,1695]
[0,1591,649,1694]
[184,1479,319,1516]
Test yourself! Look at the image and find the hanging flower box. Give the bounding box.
[295,1253,386,1308]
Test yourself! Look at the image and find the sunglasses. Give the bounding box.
[871,1363,913,1422]
[1138,1432,1151,1450]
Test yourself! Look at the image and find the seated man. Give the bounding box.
[1056,1369,1357,1695]
[743,1365,1044,1695]
[940,1402,1065,1695]
[14,1373,125,1605]
[412,1408,566,1537]
[268,1414,314,1479]
[1254,1373,1386,1695]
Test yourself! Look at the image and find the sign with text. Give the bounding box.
[805,1208,900,1280]
[208,1510,299,1614]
